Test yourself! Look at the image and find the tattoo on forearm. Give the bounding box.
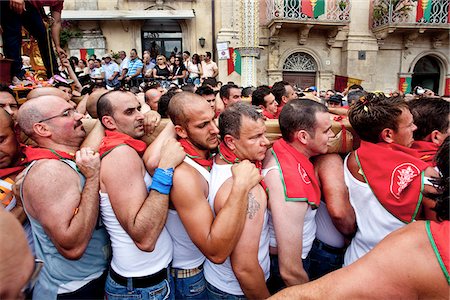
[247,192,260,219]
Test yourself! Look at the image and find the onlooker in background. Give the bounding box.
[153,55,171,89]
[90,59,104,86]
[102,53,120,89]
[142,50,155,80]
[124,49,143,87]
[271,81,298,118]
[182,50,191,68]
[117,50,130,82]
[219,84,242,108]
[325,89,336,101]
[187,53,203,86]
[241,86,255,102]
[1,0,66,83]
[170,56,187,87]
[327,94,343,108]
[201,51,218,80]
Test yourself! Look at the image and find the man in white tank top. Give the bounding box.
[205,102,270,299]
[97,90,185,299]
[344,93,440,266]
[264,99,334,289]
[156,93,262,299]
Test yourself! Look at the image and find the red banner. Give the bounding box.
[445,78,450,96]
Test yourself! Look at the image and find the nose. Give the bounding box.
[262,135,270,146]
[412,123,417,132]
[3,104,13,115]
[74,111,84,120]
[210,121,219,134]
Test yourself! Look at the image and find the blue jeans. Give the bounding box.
[105,271,175,300]
[0,1,58,78]
[171,269,207,299]
[206,282,245,300]
[306,239,344,280]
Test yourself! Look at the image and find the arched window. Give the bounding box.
[412,55,441,93]
[283,52,317,72]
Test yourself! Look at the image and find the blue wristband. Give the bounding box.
[150,168,174,195]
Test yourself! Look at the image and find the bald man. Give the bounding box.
[145,88,162,111]
[0,209,36,300]
[27,86,77,108]
[17,95,109,299]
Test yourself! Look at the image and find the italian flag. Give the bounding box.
[80,48,95,61]
[399,77,412,94]
[227,47,241,75]
[301,0,325,18]
[416,0,432,22]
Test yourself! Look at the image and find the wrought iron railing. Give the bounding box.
[266,0,351,23]
[372,0,449,28]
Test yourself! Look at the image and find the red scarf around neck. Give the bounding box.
[427,221,449,284]
[271,139,321,208]
[411,140,439,165]
[262,109,277,120]
[22,145,75,162]
[356,141,429,223]
[179,139,213,170]
[0,165,25,179]
[218,141,266,190]
[99,130,147,158]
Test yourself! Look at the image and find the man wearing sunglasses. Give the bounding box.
[17,95,110,300]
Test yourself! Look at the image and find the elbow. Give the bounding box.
[135,240,156,252]
[59,245,87,260]
[207,254,227,264]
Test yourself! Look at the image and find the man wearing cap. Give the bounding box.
[327,95,343,108]
[102,53,120,89]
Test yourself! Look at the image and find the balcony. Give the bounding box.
[265,0,351,45]
[371,0,449,46]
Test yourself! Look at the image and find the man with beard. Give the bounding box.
[97,90,185,299]
[205,102,271,299]
[17,95,110,299]
[162,92,262,299]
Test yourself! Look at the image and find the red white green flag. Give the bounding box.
[399,77,412,94]
[301,0,325,18]
[416,0,432,22]
[227,47,241,75]
[80,48,95,61]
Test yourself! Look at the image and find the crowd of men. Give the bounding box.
[0,74,449,300]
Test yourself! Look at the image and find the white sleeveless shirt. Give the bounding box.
[166,157,208,269]
[263,165,317,259]
[315,201,345,248]
[204,162,270,296]
[100,171,173,277]
[343,154,405,266]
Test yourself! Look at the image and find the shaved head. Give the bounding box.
[18,96,66,137]
[27,87,68,101]
[168,92,210,128]
[0,210,34,299]
[86,88,108,118]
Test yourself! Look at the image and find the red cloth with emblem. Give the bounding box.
[428,221,450,284]
[179,139,213,170]
[411,141,439,165]
[271,139,321,208]
[356,141,429,223]
[99,130,147,157]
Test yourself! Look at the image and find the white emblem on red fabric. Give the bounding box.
[390,163,420,199]
[298,163,311,184]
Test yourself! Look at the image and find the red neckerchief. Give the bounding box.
[0,166,25,179]
[99,130,147,158]
[22,145,75,162]
[271,139,321,208]
[262,109,277,120]
[356,141,429,223]
[217,141,266,191]
[427,221,449,282]
[411,141,439,166]
[179,139,213,171]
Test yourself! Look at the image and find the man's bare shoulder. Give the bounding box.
[26,159,79,184]
[172,162,209,200]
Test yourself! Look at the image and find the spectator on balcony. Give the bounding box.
[201,51,218,80]
[117,50,130,82]
[124,49,143,87]
[142,50,155,80]
[102,53,120,89]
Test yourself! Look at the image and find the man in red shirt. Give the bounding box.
[1,0,65,83]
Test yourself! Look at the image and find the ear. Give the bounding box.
[259,104,266,110]
[380,128,395,143]
[101,116,117,131]
[296,130,309,145]
[281,95,288,104]
[430,129,445,146]
[174,125,188,139]
[32,123,52,138]
[223,134,236,151]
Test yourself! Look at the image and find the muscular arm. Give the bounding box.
[269,222,449,299]
[100,146,173,251]
[23,153,100,259]
[313,154,356,237]
[171,160,260,263]
[50,10,64,57]
[264,153,309,286]
[215,180,270,299]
